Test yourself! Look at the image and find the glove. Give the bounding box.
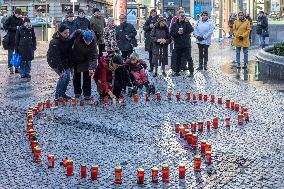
[238,36,244,40]
[197,36,204,41]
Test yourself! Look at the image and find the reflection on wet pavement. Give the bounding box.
[221,60,284,92]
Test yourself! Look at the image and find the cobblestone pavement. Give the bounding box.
[0,40,283,189]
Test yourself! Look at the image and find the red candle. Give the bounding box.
[184,129,189,141]
[241,106,248,114]
[91,165,98,180]
[198,121,203,132]
[175,123,180,133]
[185,91,190,101]
[203,94,208,101]
[205,143,212,152]
[27,129,36,141]
[225,99,230,108]
[145,94,150,102]
[230,101,235,110]
[213,117,218,129]
[217,97,222,105]
[193,94,197,102]
[162,164,169,183]
[27,113,33,121]
[210,95,215,103]
[33,146,42,163]
[31,140,39,153]
[66,160,74,176]
[33,107,38,116]
[176,92,181,102]
[61,157,68,167]
[80,100,85,106]
[243,111,249,122]
[206,120,211,130]
[198,93,202,101]
[47,154,55,169]
[71,98,77,107]
[235,103,240,112]
[134,94,139,103]
[81,164,87,178]
[151,166,159,183]
[178,163,186,179]
[183,123,189,130]
[156,92,161,102]
[191,122,196,133]
[194,155,201,172]
[167,91,172,100]
[137,168,145,184]
[54,99,59,107]
[192,134,198,149]
[179,126,185,138]
[201,140,206,153]
[205,151,212,165]
[238,114,244,125]
[225,117,230,127]
[27,122,33,130]
[114,166,122,184]
[62,98,67,106]
[46,99,51,108]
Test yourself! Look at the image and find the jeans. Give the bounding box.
[198,44,209,66]
[20,61,31,77]
[149,50,153,70]
[176,47,194,74]
[53,68,71,99]
[258,35,266,48]
[236,47,248,66]
[73,70,91,98]
[8,49,14,68]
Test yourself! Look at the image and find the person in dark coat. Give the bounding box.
[170,10,194,77]
[72,30,98,100]
[151,17,171,77]
[47,25,80,100]
[116,14,137,60]
[15,17,36,78]
[143,9,158,72]
[61,11,78,34]
[3,9,23,74]
[256,11,268,49]
[75,9,90,30]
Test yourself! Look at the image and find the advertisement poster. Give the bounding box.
[271,0,280,12]
[127,8,137,26]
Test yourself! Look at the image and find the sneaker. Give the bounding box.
[9,67,14,74]
[242,65,247,69]
[204,65,208,70]
[236,65,241,69]
[62,94,72,100]
[172,73,180,77]
[153,73,158,77]
[75,94,81,99]
[196,66,203,71]
[15,68,20,73]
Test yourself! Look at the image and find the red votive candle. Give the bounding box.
[114,166,122,184]
[137,168,145,184]
[156,92,161,102]
[145,94,150,102]
[47,154,55,169]
[198,93,202,101]
[205,151,212,165]
[201,140,206,153]
[238,114,244,125]
[191,122,196,133]
[167,91,172,100]
[54,99,59,107]
[66,160,74,176]
[179,126,185,138]
[194,155,201,172]
[162,164,169,183]
[151,166,159,183]
[213,117,218,129]
[81,164,87,178]
[46,99,51,108]
[91,165,98,180]
[243,111,249,122]
[217,97,222,104]
[33,146,42,163]
[175,122,180,133]
[71,98,77,107]
[192,134,198,149]
[203,94,208,101]
[210,95,215,103]
[185,91,190,101]
[206,120,211,130]
[205,143,212,152]
[187,132,193,145]
[225,99,230,108]
[134,94,139,103]
[198,121,203,132]
[178,163,186,179]
[235,103,240,112]
[176,92,181,102]
[230,100,235,110]
[80,100,85,106]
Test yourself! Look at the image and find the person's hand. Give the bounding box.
[161,39,167,44]
[89,70,94,76]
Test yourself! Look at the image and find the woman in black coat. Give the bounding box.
[15,17,36,78]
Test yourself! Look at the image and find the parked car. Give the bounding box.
[31,17,51,27]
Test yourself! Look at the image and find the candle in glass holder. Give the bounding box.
[137,168,145,184]
[198,93,202,101]
[61,98,66,106]
[167,91,172,100]
[114,166,122,184]
[206,120,211,130]
[198,121,203,132]
[81,164,87,178]
[162,164,169,183]
[33,146,42,163]
[203,94,208,101]
[238,114,244,125]
[194,155,201,172]
[193,94,197,102]
[46,100,51,108]
[235,103,240,112]
[33,107,38,116]
[201,140,206,153]
[54,99,59,107]
[175,123,180,133]
[151,166,159,183]
[71,98,77,107]
[210,95,215,103]
[66,160,74,176]
[213,117,218,129]
[191,122,196,133]
[205,151,212,165]
[27,129,36,141]
[225,99,230,108]
[217,97,222,104]
[80,100,85,106]
[27,122,33,130]
[179,126,185,138]
[243,111,249,122]
[185,91,190,101]
[176,92,181,102]
[230,101,235,110]
[47,154,55,169]
[178,163,186,179]
[192,134,198,149]
[241,106,248,114]
[145,94,150,102]
[156,92,161,102]
[31,140,39,153]
[184,129,189,141]
[205,143,212,152]
[91,165,98,180]
[27,113,33,121]
[187,132,193,145]
[183,123,189,130]
[225,117,230,127]
[134,94,139,103]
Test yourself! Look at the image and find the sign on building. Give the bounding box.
[271,0,280,12]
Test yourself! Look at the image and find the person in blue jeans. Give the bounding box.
[15,17,36,78]
[47,24,80,100]
[256,11,268,49]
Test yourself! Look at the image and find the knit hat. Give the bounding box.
[66,12,74,17]
[92,8,100,14]
[78,9,85,14]
[23,17,31,23]
[82,30,94,43]
[112,55,124,65]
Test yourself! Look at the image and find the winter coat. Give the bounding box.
[75,16,90,30]
[150,24,171,55]
[143,15,158,51]
[193,19,214,46]
[90,15,106,44]
[103,24,118,52]
[15,26,36,61]
[72,33,98,73]
[170,20,194,49]
[125,59,147,73]
[60,20,78,34]
[47,30,80,72]
[233,19,251,48]
[3,15,23,50]
[256,15,268,35]
[116,22,137,51]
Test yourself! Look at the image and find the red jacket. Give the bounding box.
[94,56,113,95]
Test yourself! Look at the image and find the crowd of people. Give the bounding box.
[1,7,270,102]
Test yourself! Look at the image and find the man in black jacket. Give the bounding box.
[72,30,98,100]
[170,11,194,77]
[47,25,80,100]
[4,9,23,74]
[75,9,90,30]
[256,11,268,49]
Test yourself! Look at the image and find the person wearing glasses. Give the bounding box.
[233,11,251,69]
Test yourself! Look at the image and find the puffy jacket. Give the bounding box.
[256,15,268,35]
[15,26,36,61]
[233,19,251,48]
[72,32,98,73]
[170,20,194,49]
[90,15,106,44]
[116,22,137,51]
[60,20,78,34]
[3,15,23,50]
[193,19,214,46]
[143,15,158,51]
[75,16,90,30]
[125,59,147,72]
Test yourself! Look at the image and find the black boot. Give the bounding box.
[196,64,203,71]
[204,63,208,70]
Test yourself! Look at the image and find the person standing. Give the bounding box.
[170,10,194,77]
[233,11,251,69]
[61,11,78,34]
[3,9,23,74]
[75,9,90,30]
[72,30,98,101]
[15,17,36,78]
[90,8,106,58]
[47,25,80,100]
[151,17,171,77]
[256,11,269,49]
[193,11,214,71]
[116,14,137,60]
[228,13,236,38]
[245,13,253,44]
[143,9,158,72]
[103,17,118,53]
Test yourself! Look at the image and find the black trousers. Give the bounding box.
[176,47,194,73]
[149,50,153,70]
[98,44,105,58]
[73,70,91,97]
[198,44,209,66]
[121,50,133,60]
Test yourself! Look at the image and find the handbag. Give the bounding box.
[10,53,21,67]
[261,28,269,37]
